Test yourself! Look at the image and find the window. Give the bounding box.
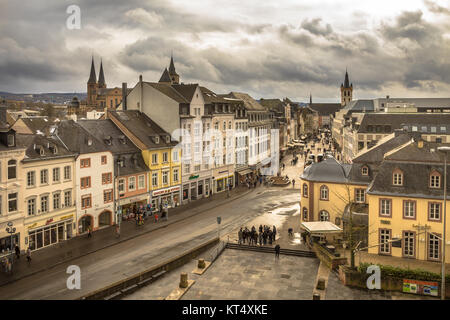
[303,184,308,197]
[138,175,145,189]
[81,177,91,189]
[102,173,112,185]
[320,185,329,200]
[53,167,60,182]
[53,193,61,210]
[64,191,72,207]
[319,210,329,221]
[429,202,441,221]
[403,201,416,219]
[403,231,415,258]
[392,170,403,186]
[163,152,168,163]
[128,176,136,191]
[7,134,14,146]
[7,160,16,180]
[172,150,179,162]
[195,164,201,172]
[430,171,441,188]
[361,166,368,176]
[152,172,158,187]
[184,164,190,174]
[379,229,391,254]
[41,169,48,184]
[41,195,49,213]
[27,171,36,187]
[355,189,365,203]
[103,190,113,203]
[173,169,179,182]
[64,166,71,180]
[101,156,107,165]
[428,233,440,261]
[80,158,90,168]
[379,199,392,217]
[8,193,17,212]
[28,198,36,216]
[163,171,169,185]
[119,179,125,193]
[81,195,92,209]
[152,153,158,165]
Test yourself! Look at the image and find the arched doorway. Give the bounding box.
[99,210,112,227]
[79,215,93,234]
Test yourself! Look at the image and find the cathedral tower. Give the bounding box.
[340,69,353,106]
[87,56,97,106]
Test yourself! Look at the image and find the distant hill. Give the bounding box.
[0,92,87,104]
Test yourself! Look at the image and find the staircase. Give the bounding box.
[226,243,316,258]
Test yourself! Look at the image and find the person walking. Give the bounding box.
[87,226,92,238]
[292,179,296,188]
[258,232,263,246]
[154,213,159,223]
[275,244,281,259]
[15,245,20,260]
[26,247,32,264]
[238,228,243,245]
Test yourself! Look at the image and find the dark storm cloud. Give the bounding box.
[1,0,450,99]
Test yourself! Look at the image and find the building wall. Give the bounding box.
[22,157,77,251]
[299,179,367,227]
[368,193,450,263]
[75,151,114,234]
[142,147,181,192]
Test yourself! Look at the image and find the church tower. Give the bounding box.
[168,54,180,84]
[98,59,106,89]
[87,56,97,106]
[340,69,353,106]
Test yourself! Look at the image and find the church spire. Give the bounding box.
[168,53,180,84]
[309,93,312,104]
[344,68,350,88]
[88,56,96,84]
[98,59,106,88]
[159,68,172,84]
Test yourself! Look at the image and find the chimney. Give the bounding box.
[122,82,127,111]
[386,95,390,99]
[0,105,7,124]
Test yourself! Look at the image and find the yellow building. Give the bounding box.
[367,139,450,262]
[106,110,181,210]
[299,157,368,227]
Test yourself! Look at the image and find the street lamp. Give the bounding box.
[438,146,450,300]
[6,221,16,272]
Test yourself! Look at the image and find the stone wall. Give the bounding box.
[312,242,347,270]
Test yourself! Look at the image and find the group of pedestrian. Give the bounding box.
[238,225,277,246]
[245,174,263,189]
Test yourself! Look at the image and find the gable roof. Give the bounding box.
[226,92,265,111]
[199,86,229,104]
[17,134,75,162]
[171,84,199,102]
[308,103,341,116]
[159,68,172,83]
[146,82,188,103]
[357,113,450,133]
[301,157,354,184]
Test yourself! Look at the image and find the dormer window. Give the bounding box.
[154,136,159,144]
[87,138,93,146]
[7,134,14,147]
[166,136,170,143]
[430,171,441,188]
[361,166,369,176]
[392,169,403,186]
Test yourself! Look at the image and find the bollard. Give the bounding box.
[313,293,321,300]
[198,259,206,269]
[179,272,188,288]
[316,278,326,290]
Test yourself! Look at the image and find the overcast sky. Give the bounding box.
[1,0,450,102]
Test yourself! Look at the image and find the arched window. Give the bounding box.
[430,170,441,188]
[303,207,308,220]
[320,210,329,221]
[392,169,403,186]
[320,185,329,200]
[361,166,369,176]
[303,183,308,197]
[8,160,16,180]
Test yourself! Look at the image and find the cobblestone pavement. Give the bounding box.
[182,249,320,300]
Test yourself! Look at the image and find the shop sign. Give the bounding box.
[153,186,181,197]
[403,279,438,297]
[219,170,228,174]
[60,214,74,221]
[28,223,38,230]
[380,220,391,225]
[46,218,54,225]
[189,174,199,180]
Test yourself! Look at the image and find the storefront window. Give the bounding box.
[217,179,224,192]
[183,185,189,200]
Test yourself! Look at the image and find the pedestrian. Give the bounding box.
[268,230,273,245]
[238,228,243,245]
[258,232,263,246]
[275,244,280,259]
[15,244,20,260]
[292,179,296,188]
[88,226,92,238]
[26,247,31,264]
[116,224,120,238]
[259,224,263,233]
[154,213,159,223]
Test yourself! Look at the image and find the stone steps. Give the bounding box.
[225,243,316,258]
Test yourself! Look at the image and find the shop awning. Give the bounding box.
[237,169,253,176]
[300,221,342,234]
